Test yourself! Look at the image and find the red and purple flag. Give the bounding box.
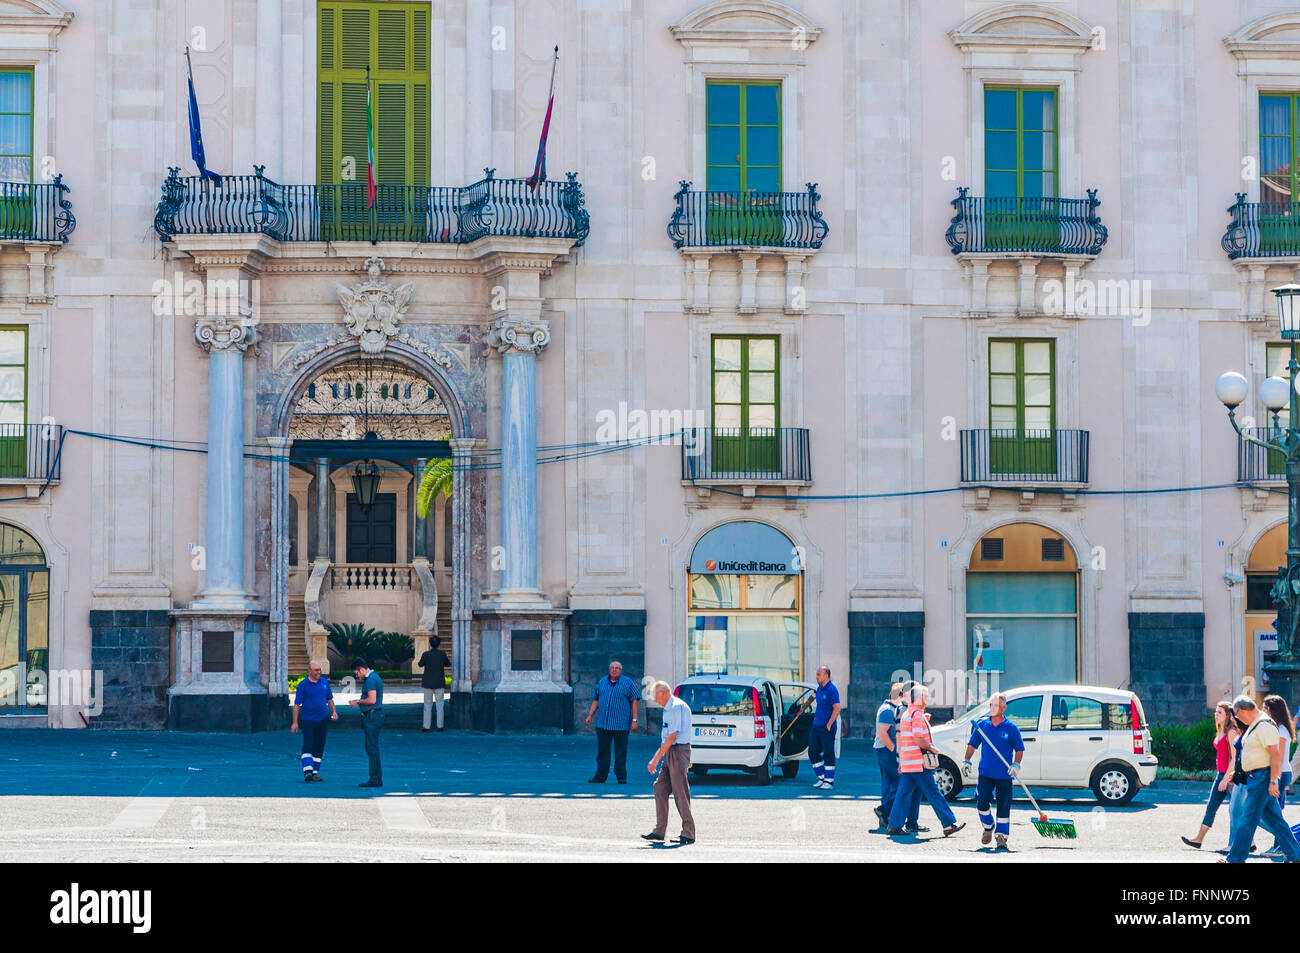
[527,46,558,191]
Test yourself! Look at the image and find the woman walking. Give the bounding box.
[1263,695,1295,856]
[1180,701,1237,849]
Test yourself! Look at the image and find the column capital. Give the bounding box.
[484,314,551,355]
[448,437,487,455]
[195,316,258,352]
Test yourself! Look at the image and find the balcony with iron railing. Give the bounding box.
[153,166,590,246]
[960,429,1090,485]
[0,177,76,244]
[0,423,63,494]
[681,427,811,494]
[1221,194,1300,260]
[1238,427,1287,483]
[945,188,1108,257]
[667,182,828,250]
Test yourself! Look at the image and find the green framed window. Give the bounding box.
[989,339,1055,476]
[984,87,1058,249]
[0,327,27,478]
[1260,94,1300,251]
[0,71,33,239]
[712,335,779,473]
[706,81,781,243]
[317,1,430,238]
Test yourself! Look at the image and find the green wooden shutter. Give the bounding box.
[317,1,430,237]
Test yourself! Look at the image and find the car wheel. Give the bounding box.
[780,760,799,779]
[754,745,774,785]
[690,765,708,777]
[934,759,963,799]
[1091,763,1138,806]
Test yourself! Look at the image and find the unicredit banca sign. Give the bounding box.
[690,521,800,575]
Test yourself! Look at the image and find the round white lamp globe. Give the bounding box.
[1215,371,1249,408]
[1259,375,1291,412]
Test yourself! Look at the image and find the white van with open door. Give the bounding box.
[673,675,841,785]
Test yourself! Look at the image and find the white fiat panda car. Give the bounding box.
[672,675,841,785]
[927,685,1159,805]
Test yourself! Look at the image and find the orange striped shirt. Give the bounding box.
[898,705,930,773]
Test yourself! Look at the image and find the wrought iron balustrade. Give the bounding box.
[1238,426,1287,482]
[945,188,1107,256]
[960,429,1089,484]
[0,177,76,243]
[1220,194,1300,259]
[681,427,811,483]
[667,182,828,249]
[153,166,589,246]
[0,423,63,482]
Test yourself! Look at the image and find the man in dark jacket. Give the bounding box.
[418,636,451,732]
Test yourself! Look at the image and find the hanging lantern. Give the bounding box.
[352,460,381,509]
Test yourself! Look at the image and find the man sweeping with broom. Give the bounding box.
[962,692,1023,850]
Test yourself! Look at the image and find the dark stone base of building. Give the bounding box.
[1129,612,1207,725]
[470,690,574,734]
[90,610,172,729]
[167,692,290,732]
[567,609,647,730]
[847,611,925,738]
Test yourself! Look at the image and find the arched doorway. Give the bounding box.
[0,522,48,711]
[281,354,456,677]
[686,521,802,681]
[966,522,1079,689]
[1245,523,1285,698]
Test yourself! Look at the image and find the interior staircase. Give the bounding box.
[287,595,309,677]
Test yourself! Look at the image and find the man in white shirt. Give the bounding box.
[642,680,696,845]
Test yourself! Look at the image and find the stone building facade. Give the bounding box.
[0,0,1295,733]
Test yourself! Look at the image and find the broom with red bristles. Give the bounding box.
[973,721,1077,839]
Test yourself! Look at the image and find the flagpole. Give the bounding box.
[528,46,558,195]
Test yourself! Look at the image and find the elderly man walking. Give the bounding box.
[290,660,338,782]
[1224,695,1300,863]
[887,684,965,838]
[642,681,696,846]
[585,660,641,784]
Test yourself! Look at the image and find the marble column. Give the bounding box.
[313,457,330,560]
[265,435,292,695]
[485,315,550,605]
[449,436,483,694]
[194,316,257,608]
[414,456,428,560]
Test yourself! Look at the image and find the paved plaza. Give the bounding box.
[0,723,1279,863]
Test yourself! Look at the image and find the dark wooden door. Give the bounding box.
[346,492,397,563]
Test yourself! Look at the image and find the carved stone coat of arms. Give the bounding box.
[335,256,414,354]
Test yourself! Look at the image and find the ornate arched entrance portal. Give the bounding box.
[274,348,468,684]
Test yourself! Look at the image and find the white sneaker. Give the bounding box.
[813,779,827,789]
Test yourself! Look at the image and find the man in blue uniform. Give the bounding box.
[809,665,841,790]
[963,692,1024,850]
[290,659,338,782]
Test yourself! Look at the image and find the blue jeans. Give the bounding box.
[361,709,384,783]
[1226,768,1300,862]
[1270,770,1294,851]
[809,723,837,782]
[889,770,956,831]
[1201,772,1230,828]
[977,775,1012,836]
[875,746,919,828]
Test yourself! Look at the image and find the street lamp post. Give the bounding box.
[1217,282,1300,705]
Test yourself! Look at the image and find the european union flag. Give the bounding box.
[186,48,220,182]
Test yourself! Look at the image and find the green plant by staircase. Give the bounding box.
[326,622,380,663]
[375,631,415,667]
[416,458,453,520]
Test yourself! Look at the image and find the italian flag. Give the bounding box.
[365,64,376,208]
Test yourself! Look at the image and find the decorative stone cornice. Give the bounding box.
[484,316,551,355]
[670,0,821,50]
[195,315,258,352]
[1225,12,1300,60]
[948,3,1097,55]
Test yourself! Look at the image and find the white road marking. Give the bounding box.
[107,777,188,829]
[376,794,432,831]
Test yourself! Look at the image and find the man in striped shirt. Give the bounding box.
[886,684,965,838]
[585,660,641,783]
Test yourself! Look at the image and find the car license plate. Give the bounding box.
[695,726,733,738]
